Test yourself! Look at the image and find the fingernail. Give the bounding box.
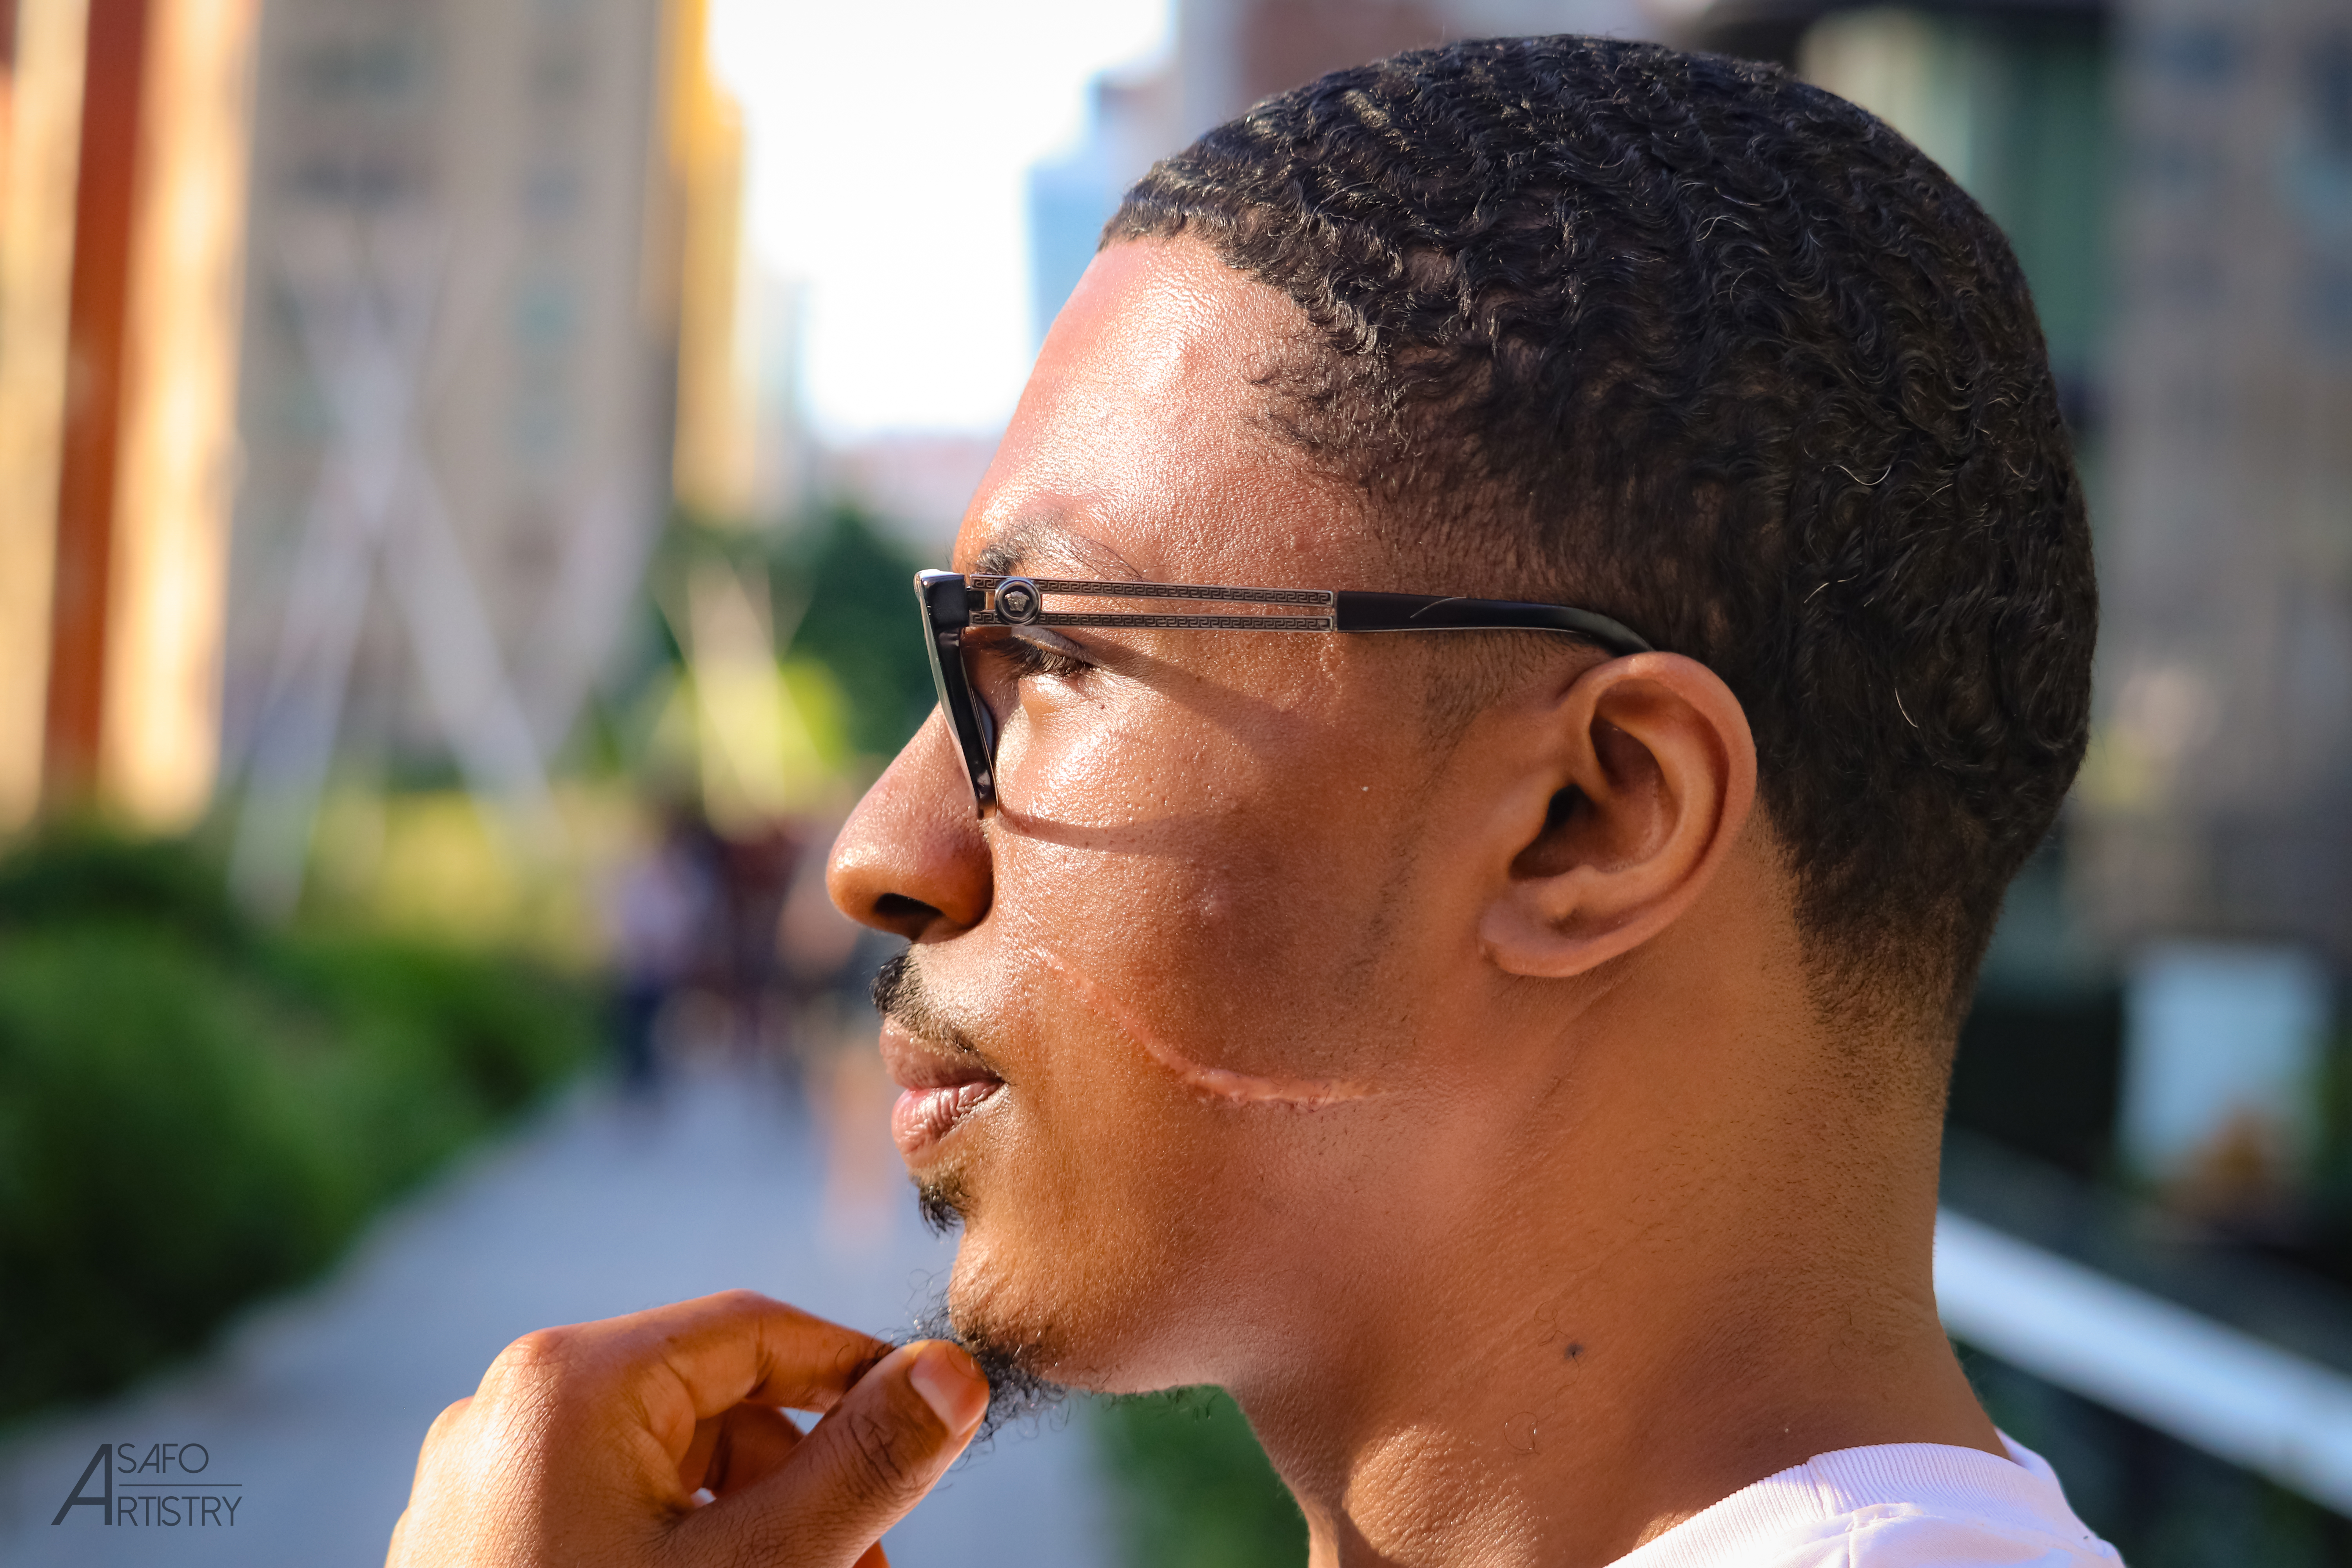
[907,1341,989,1434]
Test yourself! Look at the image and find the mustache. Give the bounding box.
[869,950,991,1062]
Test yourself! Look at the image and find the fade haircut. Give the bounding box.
[1107,36,2096,1023]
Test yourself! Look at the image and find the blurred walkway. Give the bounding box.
[0,1051,1116,1567]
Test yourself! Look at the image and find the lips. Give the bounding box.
[880,1021,1005,1158]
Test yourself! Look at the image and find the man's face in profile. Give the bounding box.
[831,239,1538,1394]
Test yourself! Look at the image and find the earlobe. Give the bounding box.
[1478,654,1755,980]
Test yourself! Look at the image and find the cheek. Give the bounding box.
[992,739,1407,1089]
[1004,675,1256,831]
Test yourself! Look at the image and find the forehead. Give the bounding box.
[954,238,1376,584]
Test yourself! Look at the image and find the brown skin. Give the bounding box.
[388,235,1998,1568]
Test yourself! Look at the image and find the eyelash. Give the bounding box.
[992,633,1091,682]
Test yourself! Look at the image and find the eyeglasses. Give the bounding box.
[914,570,1655,815]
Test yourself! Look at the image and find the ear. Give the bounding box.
[1477,653,1757,979]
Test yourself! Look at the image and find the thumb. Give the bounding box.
[668,1340,989,1567]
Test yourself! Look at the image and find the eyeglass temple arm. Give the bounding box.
[1331,592,1653,655]
[958,575,1652,656]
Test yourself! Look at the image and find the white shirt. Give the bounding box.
[1613,1436,2122,1566]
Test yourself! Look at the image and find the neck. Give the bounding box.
[1227,984,2002,1568]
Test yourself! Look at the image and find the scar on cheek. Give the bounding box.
[1031,949,1382,1107]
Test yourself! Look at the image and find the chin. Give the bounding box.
[920,1161,1240,1400]
[921,1166,1071,1367]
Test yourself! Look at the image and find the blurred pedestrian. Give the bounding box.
[715,820,802,1068]
[603,802,716,1095]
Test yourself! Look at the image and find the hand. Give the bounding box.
[385,1290,990,1568]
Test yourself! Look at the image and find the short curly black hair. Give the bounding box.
[1107,35,2095,1021]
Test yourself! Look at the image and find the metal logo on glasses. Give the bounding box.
[995,578,1043,624]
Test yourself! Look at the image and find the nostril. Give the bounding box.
[873,893,939,928]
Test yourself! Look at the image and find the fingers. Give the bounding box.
[666,1339,988,1567]
[390,1294,968,1568]
[481,1289,891,1477]
[626,1289,890,1419]
[679,1402,806,1499]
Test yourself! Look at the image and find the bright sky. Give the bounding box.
[709,0,1173,439]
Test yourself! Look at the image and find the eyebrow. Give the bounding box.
[973,521,1145,583]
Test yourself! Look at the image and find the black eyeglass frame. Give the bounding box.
[915,569,1655,815]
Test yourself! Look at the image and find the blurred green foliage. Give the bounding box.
[645,504,935,766]
[780,506,938,759]
[0,831,593,1422]
[1093,1389,1306,1568]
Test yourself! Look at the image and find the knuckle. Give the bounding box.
[481,1329,590,1419]
[494,1326,574,1373]
[709,1287,775,1313]
[425,1397,472,1442]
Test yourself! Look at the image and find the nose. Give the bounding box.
[827,709,994,941]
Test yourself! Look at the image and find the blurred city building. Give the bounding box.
[0,0,767,905]
[2080,0,2352,972]
[666,0,750,523]
[221,0,684,910]
[0,0,261,836]
[664,1,808,529]
[1028,65,1180,354]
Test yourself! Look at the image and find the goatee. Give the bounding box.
[906,1290,1069,1444]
